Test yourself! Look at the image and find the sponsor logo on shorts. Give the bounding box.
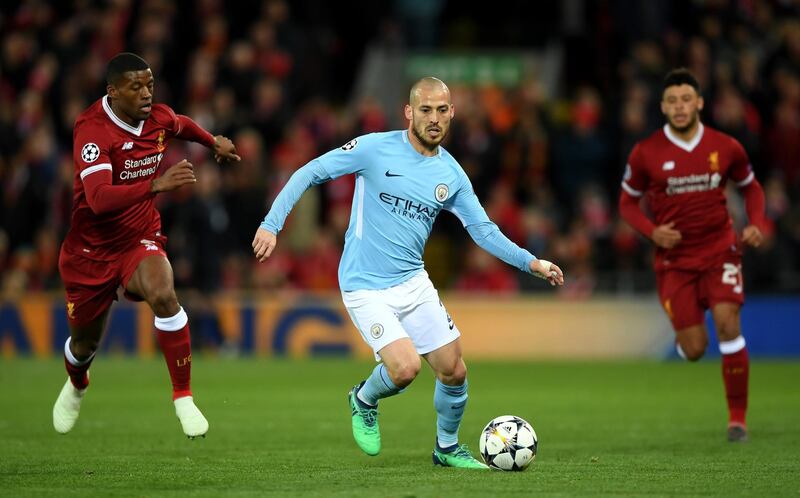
[440,300,455,330]
[370,323,384,339]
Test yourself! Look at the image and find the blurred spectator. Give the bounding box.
[1,0,798,296]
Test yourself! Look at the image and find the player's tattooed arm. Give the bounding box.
[212,135,241,163]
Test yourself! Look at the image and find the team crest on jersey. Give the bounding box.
[156,130,166,152]
[434,183,449,202]
[81,143,100,163]
[341,138,357,151]
[369,323,384,339]
[708,151,719,171]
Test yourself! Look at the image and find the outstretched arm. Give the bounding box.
[447,176,563,286]
[174,114,241,163]
[253,160,331,261]
[465,221,564,285]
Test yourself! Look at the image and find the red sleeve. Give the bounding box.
[739,178,767,229]
[727,138,767,228]
[727,138,754,185]
[162,105,215,147]
[82,169,154,214]
[618,143,656,238]
[74,119,112,178]
[620,143,648,197]
[619,190,656,239]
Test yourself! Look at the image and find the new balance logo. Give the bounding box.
[122,142,134,150]
[385,170,403,177]
[662,161,675,170]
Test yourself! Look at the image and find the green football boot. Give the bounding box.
[432,443,489,469]
[347,382,380,456]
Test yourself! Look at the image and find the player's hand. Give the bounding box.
[252,227,277,262]
[213,135,241,164]
[150,159,196,193]
[741,224,763,248]
[651,222,682,249]
[530,259,564,286]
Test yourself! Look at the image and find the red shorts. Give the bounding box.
[656,249,744,330]
[58,236,168,326]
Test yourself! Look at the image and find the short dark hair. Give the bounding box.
[106,52,150,86]
[663,68,700,94]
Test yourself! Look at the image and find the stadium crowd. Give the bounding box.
[1,0,799,297]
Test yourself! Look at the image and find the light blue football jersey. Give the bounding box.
[261,130,535,291]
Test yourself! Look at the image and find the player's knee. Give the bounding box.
[682,343,706,361]
[71,338,99,359]
[147,287,179,316]
[715,319,740,342]
[439,361,467,385]
[388,359,421,387]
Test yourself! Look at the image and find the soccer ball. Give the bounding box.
[479,415,538,471]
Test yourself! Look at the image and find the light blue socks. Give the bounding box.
[356,363,402,406]
[434,378,468,448]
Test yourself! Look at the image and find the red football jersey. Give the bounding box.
[63,96,185,261]
[622,123,755,270]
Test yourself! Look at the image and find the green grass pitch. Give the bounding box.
[1,357,798,497]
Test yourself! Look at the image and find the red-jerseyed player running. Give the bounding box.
[619,68,766,442]
[53,53,240,438]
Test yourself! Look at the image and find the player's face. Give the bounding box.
[661,84,704,133]
[108,69,155,122]
[405,87,454,150]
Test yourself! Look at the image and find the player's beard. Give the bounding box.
[668,110,698,134]
[411,122,446,151]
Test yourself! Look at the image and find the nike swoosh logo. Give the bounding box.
[385,171,403,177]
[451,403,466,410]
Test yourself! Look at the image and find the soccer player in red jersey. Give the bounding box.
[53,53,240,438]
[619,69,767,442]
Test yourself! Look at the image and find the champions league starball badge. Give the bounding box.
[81,143,100,163]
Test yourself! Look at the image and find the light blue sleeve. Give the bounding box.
[445,174,536,274]
[315,135,372,179]
[260,135,373,234]
[260,160,330,234]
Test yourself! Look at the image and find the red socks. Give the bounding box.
[64,337,93,390]
[154,307,193,400]
[720,337,749,427]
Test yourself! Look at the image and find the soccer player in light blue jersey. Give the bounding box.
[253,77,564,469]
